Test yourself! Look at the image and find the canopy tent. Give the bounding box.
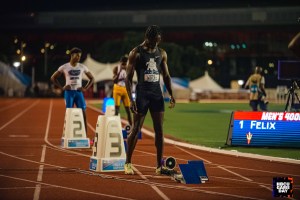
[82,54,118,82]
[0,61,30,96]
[82,54,137,82]
[189,71,223,92]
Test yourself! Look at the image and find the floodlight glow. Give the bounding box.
[13,62,21,68]
[237,80,244,86]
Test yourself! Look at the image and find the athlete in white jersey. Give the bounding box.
[57,62,89,90]
[50,47,94,137]
[112,55,132,126]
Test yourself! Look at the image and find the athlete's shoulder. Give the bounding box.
[78,63,89,72]
[58,63,69,70]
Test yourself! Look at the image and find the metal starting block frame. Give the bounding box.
[172,160,208,184]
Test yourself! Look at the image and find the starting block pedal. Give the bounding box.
[173,160,208,184]
[61,108,90,148]
[122,125,142,140]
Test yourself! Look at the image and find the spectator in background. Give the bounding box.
[244,66,267,111]
[112,55,133,126]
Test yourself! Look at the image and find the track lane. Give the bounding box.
[0,98,299,200]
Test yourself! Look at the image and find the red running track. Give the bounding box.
[0,98,299,200]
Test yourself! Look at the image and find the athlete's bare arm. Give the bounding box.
[125,47,138,113]
[83,71,94,90]
[160,48,175,108]
[50,71,70,90]
[112,66,119,83]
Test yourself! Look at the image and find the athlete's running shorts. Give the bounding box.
[135,89,164,115]
[113,84,130,107]
[64,90,86,110]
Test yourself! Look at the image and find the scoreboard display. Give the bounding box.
[226,111,300,148]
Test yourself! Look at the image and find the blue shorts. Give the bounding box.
[64,90,86,110]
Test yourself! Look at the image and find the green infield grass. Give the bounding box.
[93,101,300,160]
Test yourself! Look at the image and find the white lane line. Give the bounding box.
[44,100,52,144]
[0,100,39,131]
[217,166,253,182]
[9,135,29,138]
[0,174,136,200]
[133,166,170,200]
[0,100,27,112]
[0,151,267,200]
[174,145,212,164]
[33,145,46,200]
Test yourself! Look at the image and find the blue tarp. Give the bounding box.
[10,67,31,86]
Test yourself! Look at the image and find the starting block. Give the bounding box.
[162,156,176,170]
[89,106,126,172]
[61,108,90,148]
[122,125,142,140]
[172,160,208,184]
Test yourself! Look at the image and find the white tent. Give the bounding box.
[0,61,26,96]
[82,54,137,82]
[82,54,118,82]
[189,71,223,92]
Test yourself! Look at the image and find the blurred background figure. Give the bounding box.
[244,66,268,111]
[112,55,132,126]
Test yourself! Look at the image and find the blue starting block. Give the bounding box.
[175,160,208,184]
[122,129,142,139]
[122,129,142,153]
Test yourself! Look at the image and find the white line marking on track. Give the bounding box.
[0,100,39,131]
[217,166,253,182]
[33,145,46,200]
[0,100,27,112]
[0,174,137,200]
[0,151,267,200]
[133,166,170,200]
[9,135,29,138]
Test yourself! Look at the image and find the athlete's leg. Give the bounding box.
[124,106,133,126]
[126,113,145,164]
[64,90,75,108]
[113,86,121,116]
[115,105,120,116]
[250,100,258,111]
[150,111,164,168]
[122,94,133,126]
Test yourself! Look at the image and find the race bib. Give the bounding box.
[144,73,159,82]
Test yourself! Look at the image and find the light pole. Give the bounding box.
[41,42,54,76]
[14,38,26,73]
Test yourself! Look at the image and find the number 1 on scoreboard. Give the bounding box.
[239,120,244,129]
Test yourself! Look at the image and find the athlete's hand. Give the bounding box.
[63,85,71,90]
[130,101,138,114]
[77,87,86,92]
[169,96,176,109]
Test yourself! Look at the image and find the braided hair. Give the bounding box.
[145,25,161,40]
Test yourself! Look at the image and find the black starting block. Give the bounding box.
[162,156,176,170]
[172,160,208,184]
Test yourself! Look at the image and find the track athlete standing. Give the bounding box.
[50,47,94,137]
[124,25,176,175]
[112,55,133,126]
